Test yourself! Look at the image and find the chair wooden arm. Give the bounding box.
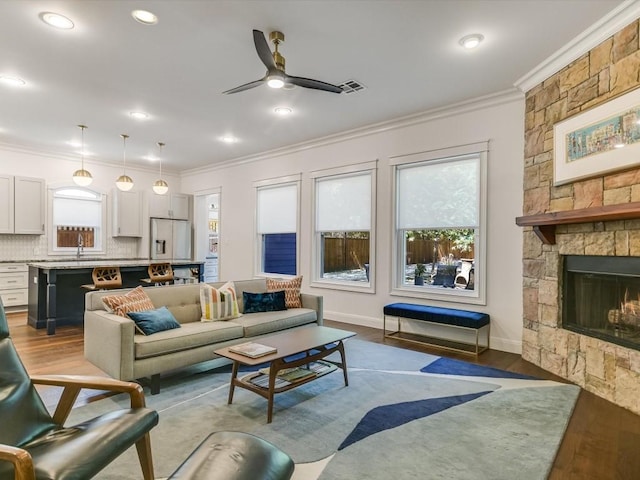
[0,444,35,480]
[30,375,146,424]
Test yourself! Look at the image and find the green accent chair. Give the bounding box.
[0,298,159,480]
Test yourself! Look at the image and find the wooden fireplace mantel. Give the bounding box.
[515,201,640,245]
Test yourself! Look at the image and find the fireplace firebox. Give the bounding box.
[563,255,640,351]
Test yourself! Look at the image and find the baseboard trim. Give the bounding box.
[324,310,382,329]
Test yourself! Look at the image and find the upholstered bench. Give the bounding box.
[167,431,294,480]
[383,303,490,356]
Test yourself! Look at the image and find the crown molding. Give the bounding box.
[181,88,524,177]
[515,0,640,93]
[0,141,179,175]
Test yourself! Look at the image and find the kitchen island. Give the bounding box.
[28,259,204,335]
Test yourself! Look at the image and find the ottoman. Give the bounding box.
[167,431,295,480]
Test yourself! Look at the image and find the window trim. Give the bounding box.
[390,143,487,305]
[253,175,301,278]
[310,161,377,293]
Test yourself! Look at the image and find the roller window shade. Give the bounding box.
[257,184,297,234]
[53,197,101,227]
[317,173,371,232]
[397,155,479,229]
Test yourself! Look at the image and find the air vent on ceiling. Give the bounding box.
[338,79,366,94]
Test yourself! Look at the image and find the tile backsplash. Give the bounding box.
[0,234,140,262]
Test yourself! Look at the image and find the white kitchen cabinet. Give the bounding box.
[112,189,142,237]
[0,175,45,234]
[149,192,191,220]
[0,263,28,310]
[15,176,45,234]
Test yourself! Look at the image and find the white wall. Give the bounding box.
[180,91,525,353]
[0,144,181,261]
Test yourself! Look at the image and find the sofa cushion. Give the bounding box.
[128,306,181,336]
[266,276,302,308]
[242,291,287,314]
[102,286,155,318]
[234,308,317,337]
[200,282,240,321]
[134,321,244,359]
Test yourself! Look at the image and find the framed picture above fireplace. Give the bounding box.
[553,86,640,186]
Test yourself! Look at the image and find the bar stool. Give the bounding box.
[81,266,123,291]
[141,262,174,286]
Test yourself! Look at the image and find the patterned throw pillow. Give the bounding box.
[200,281,240,321]
[266,276,302,308]
[102,286,155,318]
[242,291,287,314]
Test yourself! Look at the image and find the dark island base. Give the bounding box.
[28,262,204,334]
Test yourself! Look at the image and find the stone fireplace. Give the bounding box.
[521,20,640,415]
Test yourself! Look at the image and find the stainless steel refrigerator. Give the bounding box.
[150,218,192,260]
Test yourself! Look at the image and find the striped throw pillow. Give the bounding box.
[266,276,302,308]
[102,286,155,318]
[200,281,240,321]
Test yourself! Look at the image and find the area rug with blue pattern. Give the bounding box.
[67,338,579,480]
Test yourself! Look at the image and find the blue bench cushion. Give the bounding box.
[383,303,489,329]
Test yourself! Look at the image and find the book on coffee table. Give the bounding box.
[229,342,277,358]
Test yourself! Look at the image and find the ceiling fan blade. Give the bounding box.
[287,75,343,94]
[222,78,264,94]
[253,29,276,70]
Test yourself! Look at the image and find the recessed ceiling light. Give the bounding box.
[66,140,82,148]
[219,135,238,144]
[0,76,26,87]
[459,33,484,49]
[144,155,159,162]
[129,111,149,120]
[132,10,158,25]
[39,12,74,29]
[274,107,292,116]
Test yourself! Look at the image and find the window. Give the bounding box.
[255,179,299,276]
[392,143,487,304]
[51,187,105,254]
[312,163,376,290]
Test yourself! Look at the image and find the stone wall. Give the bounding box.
[522,20,640,414]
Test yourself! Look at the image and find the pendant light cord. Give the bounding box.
[121,134,129,175]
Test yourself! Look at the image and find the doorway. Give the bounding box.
[195,190,220,282]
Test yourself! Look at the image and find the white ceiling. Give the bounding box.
[0,0,626,173]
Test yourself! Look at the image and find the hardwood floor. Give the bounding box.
[7,311,640,479]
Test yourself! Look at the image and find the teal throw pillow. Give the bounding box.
[127,306,181,335]
[242,291,287,314]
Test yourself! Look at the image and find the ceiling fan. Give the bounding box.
[222,30,343,95]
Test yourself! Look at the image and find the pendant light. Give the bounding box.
[72,124,93,186]
[152,141,169,195]
[115,134,134,191]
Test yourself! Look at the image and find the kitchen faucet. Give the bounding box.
[77,232,84,260]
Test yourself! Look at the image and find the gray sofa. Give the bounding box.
[84,279,323,393]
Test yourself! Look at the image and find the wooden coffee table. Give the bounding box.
[214,326,356,423]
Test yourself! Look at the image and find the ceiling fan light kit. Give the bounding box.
[223,29,343,95]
